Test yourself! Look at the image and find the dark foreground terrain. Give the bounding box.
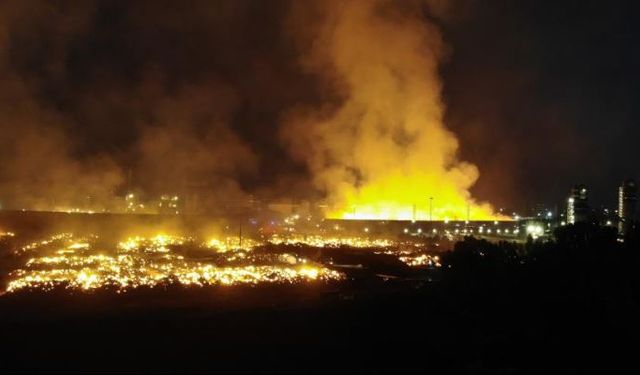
[0,222,640,373]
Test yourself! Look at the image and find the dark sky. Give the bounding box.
[0,0,638,212]
[442,0,640,210]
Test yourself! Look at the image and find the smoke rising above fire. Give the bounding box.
[0,0,501,219]
[283,0,500,220]
[0,2,124,211]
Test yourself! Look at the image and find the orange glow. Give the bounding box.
[285,1,506,222]
[325,177,505,221]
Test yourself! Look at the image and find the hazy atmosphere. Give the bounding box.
[1,0,636,214]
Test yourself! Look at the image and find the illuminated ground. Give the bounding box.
[5,234,344,292]
[0,212,446,371]
[0,211,442,295]
[0,212,637,372]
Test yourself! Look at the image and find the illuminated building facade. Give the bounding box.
[567,184,589,224]
[618,179,638,236]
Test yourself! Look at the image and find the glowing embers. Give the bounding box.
[268,234,440,268]
[17,232,75,254]
[0,231,15,240]
[268,234,394,248]
[204,237,261,253]
[397,254,440,267]
[374,247,441,268]
[117,234,192,253]
[6,234,343,294]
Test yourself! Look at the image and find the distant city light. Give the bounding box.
[526,224,544,238]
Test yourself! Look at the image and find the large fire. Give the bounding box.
[325,185,502,221]
[284,1,504,222]
[3,228,448,293]
[6,233,344,293]
[3,230,444,294]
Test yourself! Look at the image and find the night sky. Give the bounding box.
[442,0,640,211]
[0,0,638,212]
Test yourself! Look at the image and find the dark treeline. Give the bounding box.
[434,223,640,370]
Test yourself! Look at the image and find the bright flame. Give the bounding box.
[6,234,343,293]
[4,231,447,294]
[268,234,394,248]
[284,1,505,222]
[330,198,501,221]
[205,237,260,253]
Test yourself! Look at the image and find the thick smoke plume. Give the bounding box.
[0,2,124,211]
[0,0,501,219]
[0,2,258,212]
[283,0,499,220]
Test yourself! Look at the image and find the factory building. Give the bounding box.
[618,179,638,236]
[567,184,589,224]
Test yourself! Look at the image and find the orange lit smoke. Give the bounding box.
[284,0,506,221]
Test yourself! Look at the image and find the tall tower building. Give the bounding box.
[618,179,638,236]
[567,184,589,224]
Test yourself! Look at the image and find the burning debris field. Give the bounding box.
[5,234,344,292]
[5,0,634,371]
[0,212,441,296]
[0,211,448,372]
